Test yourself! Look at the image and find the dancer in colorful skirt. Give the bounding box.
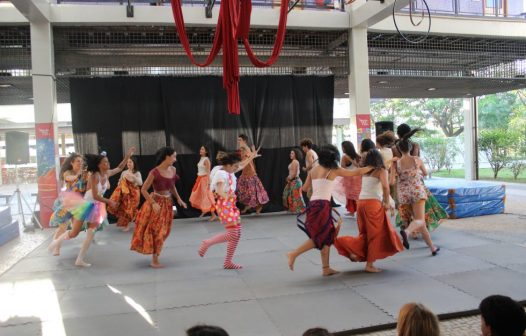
[282,148,306,214]
[237,139,269,215]
[392,123,447,234]
[334,149,404,273]
[391,130,439,256]
[189,146,217,221]
[107,156,142,232]
[287,145,373,276]
[130,147,187,268]
[49,147,135,266]
[340,141,361,217]
[199,149,260,269]
[49,153,89,256]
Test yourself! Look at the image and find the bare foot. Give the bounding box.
[287,252,296,271]
[149,263,165,269]
[365,265,382,273]
[322,267,340,276]
[209,214,217,222]
[121,226,130,232]
[199,212,205,218]
[75,260,92,267]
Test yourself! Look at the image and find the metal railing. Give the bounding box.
[401,0,526,19]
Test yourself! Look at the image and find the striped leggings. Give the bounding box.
[199,226,242,269]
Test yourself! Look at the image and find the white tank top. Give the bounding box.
[359,176,382,201]
[84,177,109,201]
[310,169,335,201]
[197,157,209,176]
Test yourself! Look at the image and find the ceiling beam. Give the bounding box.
[11,0,51,22]
[350,0,410,28]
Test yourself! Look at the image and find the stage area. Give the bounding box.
[1,210,526,336]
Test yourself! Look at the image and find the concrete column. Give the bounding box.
[348,26,372,147]
[61,133,66,156]
[463,97,478,180]
[31,21,59,228]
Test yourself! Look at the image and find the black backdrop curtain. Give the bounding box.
[70,75,334,217]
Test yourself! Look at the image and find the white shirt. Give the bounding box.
[211,169,236,194]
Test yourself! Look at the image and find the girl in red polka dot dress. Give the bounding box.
[199,150,259,269]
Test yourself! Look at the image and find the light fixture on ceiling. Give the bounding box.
[0,84,12,88]
[378,81,388,84]
[28,97,34,100]
[427,88,437,91]
[466,93,473,96]
[344,92,349,95]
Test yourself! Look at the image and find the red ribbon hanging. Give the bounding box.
[170,0,289,114]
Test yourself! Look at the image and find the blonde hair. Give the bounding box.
[397,303,440,336]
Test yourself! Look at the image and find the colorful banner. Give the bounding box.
[356,114,372,144]
[36,122,58,228]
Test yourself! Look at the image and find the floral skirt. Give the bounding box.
[130,194,173,255]
[49,196,73,228]
[282,177,306,214]
[395,186,448,231]
[237,175,269,208]
[108,180,140,227]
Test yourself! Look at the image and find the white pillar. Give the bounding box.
[31,21,59,228]
[464,97,478,180]
[348,26,372,147]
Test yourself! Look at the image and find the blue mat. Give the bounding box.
[426,179,505,219]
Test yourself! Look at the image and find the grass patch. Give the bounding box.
[432,168,526,183]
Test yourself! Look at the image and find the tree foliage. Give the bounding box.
[419,137,460,174]
[478,129,519,178]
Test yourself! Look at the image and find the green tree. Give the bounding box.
[419,137,460,174]
[419,98,464,137]
[478,92,519,130]
[479,129,519,178]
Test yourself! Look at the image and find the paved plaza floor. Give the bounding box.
[0,181,525,336]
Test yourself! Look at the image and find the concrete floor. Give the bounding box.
[0,180,525,336]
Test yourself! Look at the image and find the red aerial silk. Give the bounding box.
[169,0,289,114]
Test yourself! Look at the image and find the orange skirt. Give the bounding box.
[335,199,403,263]
[108,178,140,227]
[189,175,215,213]
[130,194,173,255]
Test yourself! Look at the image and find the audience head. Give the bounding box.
[397,302,440,336]
[303,327,333,336]
[318,144,340,169]
[186,325,229,336]
[479,295,526,336]
[127,156,139,173]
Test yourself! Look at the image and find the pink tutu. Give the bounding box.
[62,191,107,225]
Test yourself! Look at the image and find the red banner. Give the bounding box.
[356,114,371,144]
[35,123,58,228]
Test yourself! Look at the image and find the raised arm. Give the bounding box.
[234,146,261,173]
[108,147,136,177]
[336,166,373,177]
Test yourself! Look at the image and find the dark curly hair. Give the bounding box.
[217,152,241,166]
[397,123,412,138]
[238,134,249,143]
[479,295,526,336]
[186,325,229,336]
[60,153,83,181]
[300,138,314,149]
[376,131,397,148]
[155,147,175,166]
[318,144,340,169]
[360,139,376,154]
[84,154,106,173]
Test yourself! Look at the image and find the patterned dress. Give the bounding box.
[395,185,447,231]
[282,161,305,214]
[108,172,141,227]
[237,161,269,209]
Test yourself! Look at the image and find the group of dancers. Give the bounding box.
[46,124,447,274]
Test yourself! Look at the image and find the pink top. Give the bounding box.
[151,168,179,192]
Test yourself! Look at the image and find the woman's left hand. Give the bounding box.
[178,200,187,209]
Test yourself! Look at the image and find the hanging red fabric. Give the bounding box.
[169,0,289,114]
